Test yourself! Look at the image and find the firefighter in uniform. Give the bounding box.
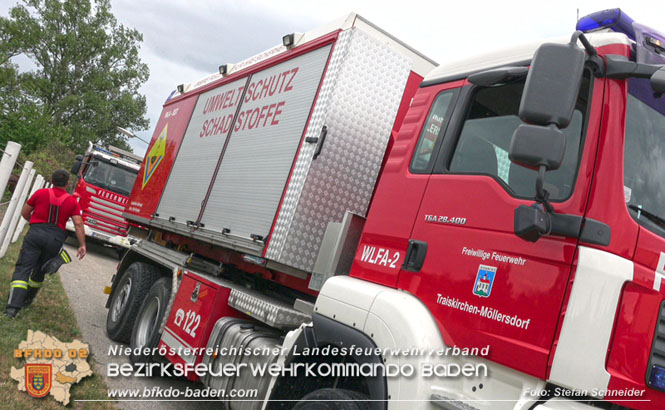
[4,170,86,318]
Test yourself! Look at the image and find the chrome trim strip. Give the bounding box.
[87,208,126,224]
[86,219,124,232]
[90,196,125,211]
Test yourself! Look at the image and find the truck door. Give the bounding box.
[397,73,602,379]
[350,81,462,287]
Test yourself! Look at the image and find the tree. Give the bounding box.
[0,0,149,152]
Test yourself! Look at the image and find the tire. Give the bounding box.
[106,262,162,343]
[129,277,172,364]
[293,389,372,410]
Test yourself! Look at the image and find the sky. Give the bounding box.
[2,0,665,156]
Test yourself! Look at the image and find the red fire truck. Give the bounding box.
[69,143,144,253]
[105,9,665,409]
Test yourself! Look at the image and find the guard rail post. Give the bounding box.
[11,173,43,243]
[0,141,21,200]
[0,161,33,258]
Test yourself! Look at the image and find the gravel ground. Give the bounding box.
[59,239,220,410]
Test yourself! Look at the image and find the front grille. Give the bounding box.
[89,201,125,222]
[90,196,125,211]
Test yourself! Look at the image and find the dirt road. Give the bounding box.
[59,240,219,409]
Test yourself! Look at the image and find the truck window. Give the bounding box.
[448,74,590,201]
[84,159,138,196]
[624,78,665,237]
[410,90,456,172]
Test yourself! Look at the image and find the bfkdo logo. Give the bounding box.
[26,364,52,398]
[11,330,92,405]
[473,265,497,298]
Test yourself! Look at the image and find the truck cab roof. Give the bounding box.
[423,31,633,86]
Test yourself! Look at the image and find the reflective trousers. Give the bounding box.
[7,224,66,309]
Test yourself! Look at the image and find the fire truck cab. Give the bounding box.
[68,143,144,251]
[335,11,665,409]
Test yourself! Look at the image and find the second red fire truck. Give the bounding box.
[69,143,144,254]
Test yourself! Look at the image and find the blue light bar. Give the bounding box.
[576,8,636,40]
[649,365,665,390]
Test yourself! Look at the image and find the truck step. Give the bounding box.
[135,240,310,329]
[431,394,480,410]
[227,286,310,330]
[137,240,223,276]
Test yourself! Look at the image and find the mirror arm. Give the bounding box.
[570,31,598,56]
[569,31,607,77]
[535,165,554,213]
[605,55,662,79]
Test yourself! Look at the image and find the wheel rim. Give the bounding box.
[135,296,160,348]
[111,278,132,323]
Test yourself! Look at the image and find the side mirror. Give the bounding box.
[652,67,665,94]
[510,39,586,243]
[519,42,585,127]
[71,161,82,175]
[509,124,566,171]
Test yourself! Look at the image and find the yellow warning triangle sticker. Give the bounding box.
[142,124,167,189]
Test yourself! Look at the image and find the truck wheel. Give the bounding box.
[106,262,161,343]
[129,277,172,364]
[294,389,372,410]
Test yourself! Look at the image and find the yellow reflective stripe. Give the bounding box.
[60,251,71,263]
[28,279,42,288]
[11,280,28,290]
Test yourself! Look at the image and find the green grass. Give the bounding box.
[0,228,115,409]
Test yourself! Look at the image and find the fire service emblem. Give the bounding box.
[25,363,52,398]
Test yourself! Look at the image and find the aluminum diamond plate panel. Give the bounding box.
[227,289,310,329]
[267,28,412,272]
[265,30,353,261]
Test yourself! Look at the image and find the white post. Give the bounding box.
[0,161,33,258]
[4,168,36,247]
[0,141,21,200]
[11,174,44,243]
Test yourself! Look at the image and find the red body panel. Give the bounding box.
[125,96,198,221]
[583,78,639,259]
[401,176,582,378]
[160,271,246,381]
[350,80,465,287]
[606,280,664,408]
[604,229,665,409]
[351,74,602,378]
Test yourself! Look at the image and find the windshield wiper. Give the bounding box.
[628,205,665,229]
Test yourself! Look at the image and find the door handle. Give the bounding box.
[312,125,327,160]
[402,239,428,272]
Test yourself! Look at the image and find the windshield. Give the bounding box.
[83,158,137,196]
[624,78,665,235]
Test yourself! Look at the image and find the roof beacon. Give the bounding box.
[576,8,636,39]
[578,8,665,65]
